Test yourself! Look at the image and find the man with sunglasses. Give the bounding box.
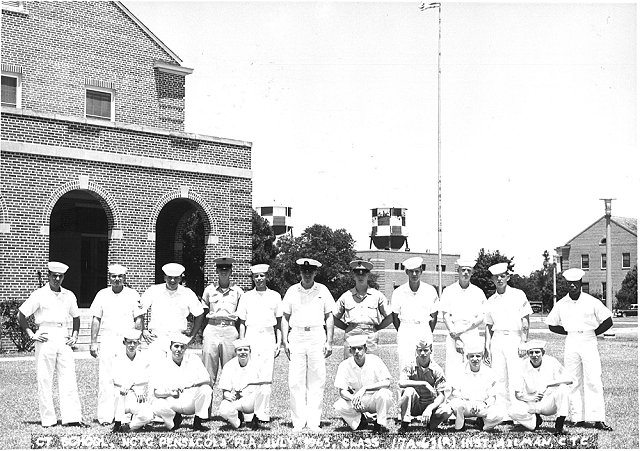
[201,257,244,389]
[508,340,573,434]
[439,256,486,388]
[111,329,153,433]
[139,263,204,360]
[89,264,143,425]
[334,260,392,358]
[150,333,213,431]
[281,258,335,432]
[483,262,533,418]
[448,339,502,431]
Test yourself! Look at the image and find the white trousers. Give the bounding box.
[397,323,432,377]
[448,398,504,430]
[333,388,393,429]
[245,327,276,420]
[201,325,238,384]
[288,327,326,429]
[114,392,154,430]
[96,334,120,423]
[508,385,570,430]
[34,327,82,427]
[152,385,213,429]
[491,332,524,411]
[564,332,606,422]
[218,386,269,428]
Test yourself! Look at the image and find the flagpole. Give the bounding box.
[420,2,442,297]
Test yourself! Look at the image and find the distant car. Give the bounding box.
[614,304,638,318]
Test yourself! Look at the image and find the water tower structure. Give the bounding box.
[369,207,409,250]
[257,206,293,237]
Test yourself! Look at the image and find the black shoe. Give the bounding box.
[111,421,122,433]
[238,411,245,428]
[356,414,368,430]
[100,421,111,426]
[171,413,183,431]
[501,420,514,425]
[554,416,566,434]
[594,421,613,431]
[250,416,269,430]
[399,421,410,433]
[535,414,543,430]
[572,421,587,427]
[192,417,209,432]
[119,424,131,433]
[64,422,89,428]
[372,423,389,434]
[475,418,485,430]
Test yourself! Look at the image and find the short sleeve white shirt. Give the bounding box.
[334,354,392,392]
[236,288,282,327]
[391,282,439,322]
[218,357,261,395]
[19,285,80,324]
[439,282,486,329]
[484,286,533,331]
[452,363,496,403]
[282,282,334,327]
[113,350,150,395]
[545,292,612,332]
[519,355,568,394]
[140,284,204,332]
[89,286,141,334]
[150,353,210,395]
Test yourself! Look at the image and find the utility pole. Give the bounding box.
[601,198,615,310]
[420,2,443,297]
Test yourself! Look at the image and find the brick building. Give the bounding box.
[356,249,459,300]
[1,1,252,348]
[555,216,637,300]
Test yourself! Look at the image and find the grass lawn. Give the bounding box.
[0,328,636,449]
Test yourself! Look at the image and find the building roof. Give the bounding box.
[115,1,184,64]
[560,215,637,247]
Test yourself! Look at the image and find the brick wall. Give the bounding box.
[2,1,188,130]
[559,217,637,297]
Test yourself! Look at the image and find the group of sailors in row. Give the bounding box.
[17,255,613,433]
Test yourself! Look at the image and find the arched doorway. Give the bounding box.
[49,190,108,307]
[155,199,206,297]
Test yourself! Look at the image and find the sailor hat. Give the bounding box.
[403,257,423,271]
[108,264,128,275]
[526,340,547,351]
[563,268,585,282]
[346,335,368,348]
[233,338,251,349]
[488,262,509,276]
[296,258,322,268]
[169,332,190,345]
[48,261,69,274]
[123,329,142,341]
[250,264,269,274]
[162,263,185,277]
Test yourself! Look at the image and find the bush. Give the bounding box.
[0,299,35,352]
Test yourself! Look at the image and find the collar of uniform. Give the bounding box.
[297,282,318,293]
[216,285,233,295]
[350,287,372,296]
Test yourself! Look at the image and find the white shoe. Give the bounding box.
[308,425,321,433]
[292,426,305,433]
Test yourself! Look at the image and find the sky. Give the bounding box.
[125,0,638,275]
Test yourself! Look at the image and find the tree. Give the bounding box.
[252,209,278,264]
[470,248,514,298]
[616,265,637,308]
[268,224,358,299]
